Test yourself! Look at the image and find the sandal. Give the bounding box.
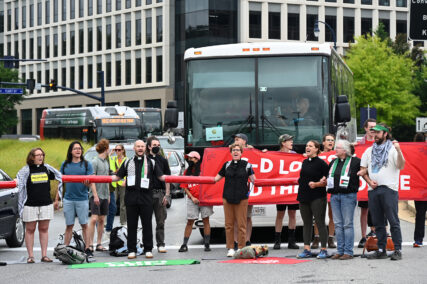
[27,257,35,264]
[41,256,53,263]
[96,244,107,251]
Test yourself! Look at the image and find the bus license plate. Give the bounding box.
[252,206,266,216]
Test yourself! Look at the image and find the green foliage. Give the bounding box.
[346,34,421,138]
[0,63,25,135]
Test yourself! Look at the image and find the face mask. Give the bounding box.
[152,146,160,154]
[187,160,194,167]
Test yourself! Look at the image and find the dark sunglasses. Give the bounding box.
[114,149,123,152]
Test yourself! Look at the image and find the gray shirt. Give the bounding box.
[91,156,110,200]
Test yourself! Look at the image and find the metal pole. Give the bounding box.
[316,20,337,50]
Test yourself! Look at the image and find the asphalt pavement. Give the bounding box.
[1,197,426,284]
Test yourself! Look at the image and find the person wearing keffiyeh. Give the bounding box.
[359,123,405,261]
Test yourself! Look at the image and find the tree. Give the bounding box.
[345,34,421,140]
[0,63,25,135]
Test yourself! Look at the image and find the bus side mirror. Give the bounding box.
[164,100,178,129]
[335,95,351,123]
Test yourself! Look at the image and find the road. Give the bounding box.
[1,197,426,284]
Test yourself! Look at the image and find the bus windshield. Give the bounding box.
[140,111,162,134]
[97,126,141,141]
[186,56,329,147]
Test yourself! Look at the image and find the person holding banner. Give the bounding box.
[179,151,213,253]
[297,140,329,259]
[273,134,299,250]
[359,123,405,261]
[214,143,255,257]
[109,144,128,227]
[59,141,98,259]
[327,140,361,260]
[112,140,165,259]
[16,148,62,263]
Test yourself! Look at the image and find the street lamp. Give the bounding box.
[314,21,337,50]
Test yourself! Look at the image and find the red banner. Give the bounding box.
[198,143,427,206]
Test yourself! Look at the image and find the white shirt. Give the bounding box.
[361,145,403,191]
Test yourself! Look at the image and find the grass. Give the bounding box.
[0,139,92,199]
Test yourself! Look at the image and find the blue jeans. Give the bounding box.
[106,191,117,232]
[330,193,357,255]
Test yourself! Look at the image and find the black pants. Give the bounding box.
[300,197,328,247]
[414,201,427,242]
[126,203,154,253]
[368,186,402,250]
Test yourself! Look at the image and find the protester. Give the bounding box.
[232,133,254,248]
[214,143,255,257]
[16,148,62,263]
[112,140,165,259]
[88,139,110,252]
[357,118,377,248]
[146,136,171,253]
[109,144,128,227]
[273,134,299,250]
[359,123,405,260]
[179,151,213,252]
[327,140,361,260]
[297,140,329,259]
[312,134,336,249]
[60,141,98,259]
[413,132,426,247]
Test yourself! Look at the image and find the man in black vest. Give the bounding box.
[112,140,165,259]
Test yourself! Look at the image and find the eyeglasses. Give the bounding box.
[114,149,123,152]
[72,147,82,150]
[232,149,241,152]
[34,154,45,157]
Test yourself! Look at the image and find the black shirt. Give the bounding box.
[218,160,254,204]
[25,164,55,206]
[297,156,329,202]
[327,157,361,194]
[148,154,171,190]
[116,155,164,206]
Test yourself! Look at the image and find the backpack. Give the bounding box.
[109,226,128,252]
[54,244,86,264]
[363,235,395,256]
[57,230,85,252]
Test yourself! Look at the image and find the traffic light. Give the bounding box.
[49,79,57,91]
[26,79,36,92]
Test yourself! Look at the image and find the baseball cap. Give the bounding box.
[232,133,248,142]
[278,134,293,144]
[185,151,201,160]
[370,125,389,133]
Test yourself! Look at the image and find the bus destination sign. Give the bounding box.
[101,118,136,125]
[410,1,427,40]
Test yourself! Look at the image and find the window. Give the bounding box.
[343,17,355,42]
[126,17,131,46]
[53,0,58,22]
[62,30,66,55]
[146,17,152,43]
[146,0,152,4]
[37,2,42,25]
[88,63,93,88]
[79,0,84,17]
[288,13,299,40]
[379,0,390,6]
[156,55,162,82]
[79,23,84,53]
[125,58,131,85]
[325,15,337,43]
[97,20,102,51]
[15,7,19,29]
[379,18,390,36]
[30,38,34,58]
[106,60,112,87]
[268,4,280,40]
[361,17,372,36]
[361,0,372,4]
[37,70,42,93]
[116,0,121,10]
[343,0,354,3]
[70,29,75,54]
[396,0,407,7]
[156,15,163,42]
[0,10,4,34]
[37,36,42,58]
[7,8,11,31]
[97,0,102,14]
[70,0,75,19]
[136,0,142,6]
[88,21,93,52]
[306,13,318,41]
[62,0,66,21]
[145,99,160,108]
[22,39,26,59]
[22,6,26,28]
[106,21,112,49]
[88,0,93,16]
[249,10,261,38]
[62,66,66,87]
[146,56,152,83]
[125,101,140,107]
[396,20,407,35]
[79,64,84,89]
[107,0,112,12]
[116,16,121,48]
[70,66,75,88]
[96,59,102,88]
[126,0,131,9]
[45,1,50,24]
[136,55,142,84]
[45,70,50,87]
[21,109,32,135]
[136,17,142,45]
[54,34,58,57]
[30,4,34,27]
[115,54,121,86]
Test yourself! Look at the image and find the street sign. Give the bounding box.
[409,2,427,41]
[360,106,377,127]
[0,88,23,94]
[416,117,427,132]
[35,83,42,90]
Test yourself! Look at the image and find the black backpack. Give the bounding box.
[109,226,127,252]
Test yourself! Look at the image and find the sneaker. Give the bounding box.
[358,237,367,248]
[413,241,423,248]
[297,249,313,259]
[311,236,319,249]
[317,249,329,259]
[204,244,211,252]
[145,251,153,258]
[367,250,387,259]
[178,244,188,252]
[390,250,402,261]
[328,236,336,249]
[157,246,167,253]
[127,252,136,259]
[273,240,281,250]
[227,249,235,257]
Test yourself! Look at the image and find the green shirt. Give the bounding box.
[90,156,110,200]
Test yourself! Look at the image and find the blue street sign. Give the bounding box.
[0,88,24,94]
[360,106,377,128]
